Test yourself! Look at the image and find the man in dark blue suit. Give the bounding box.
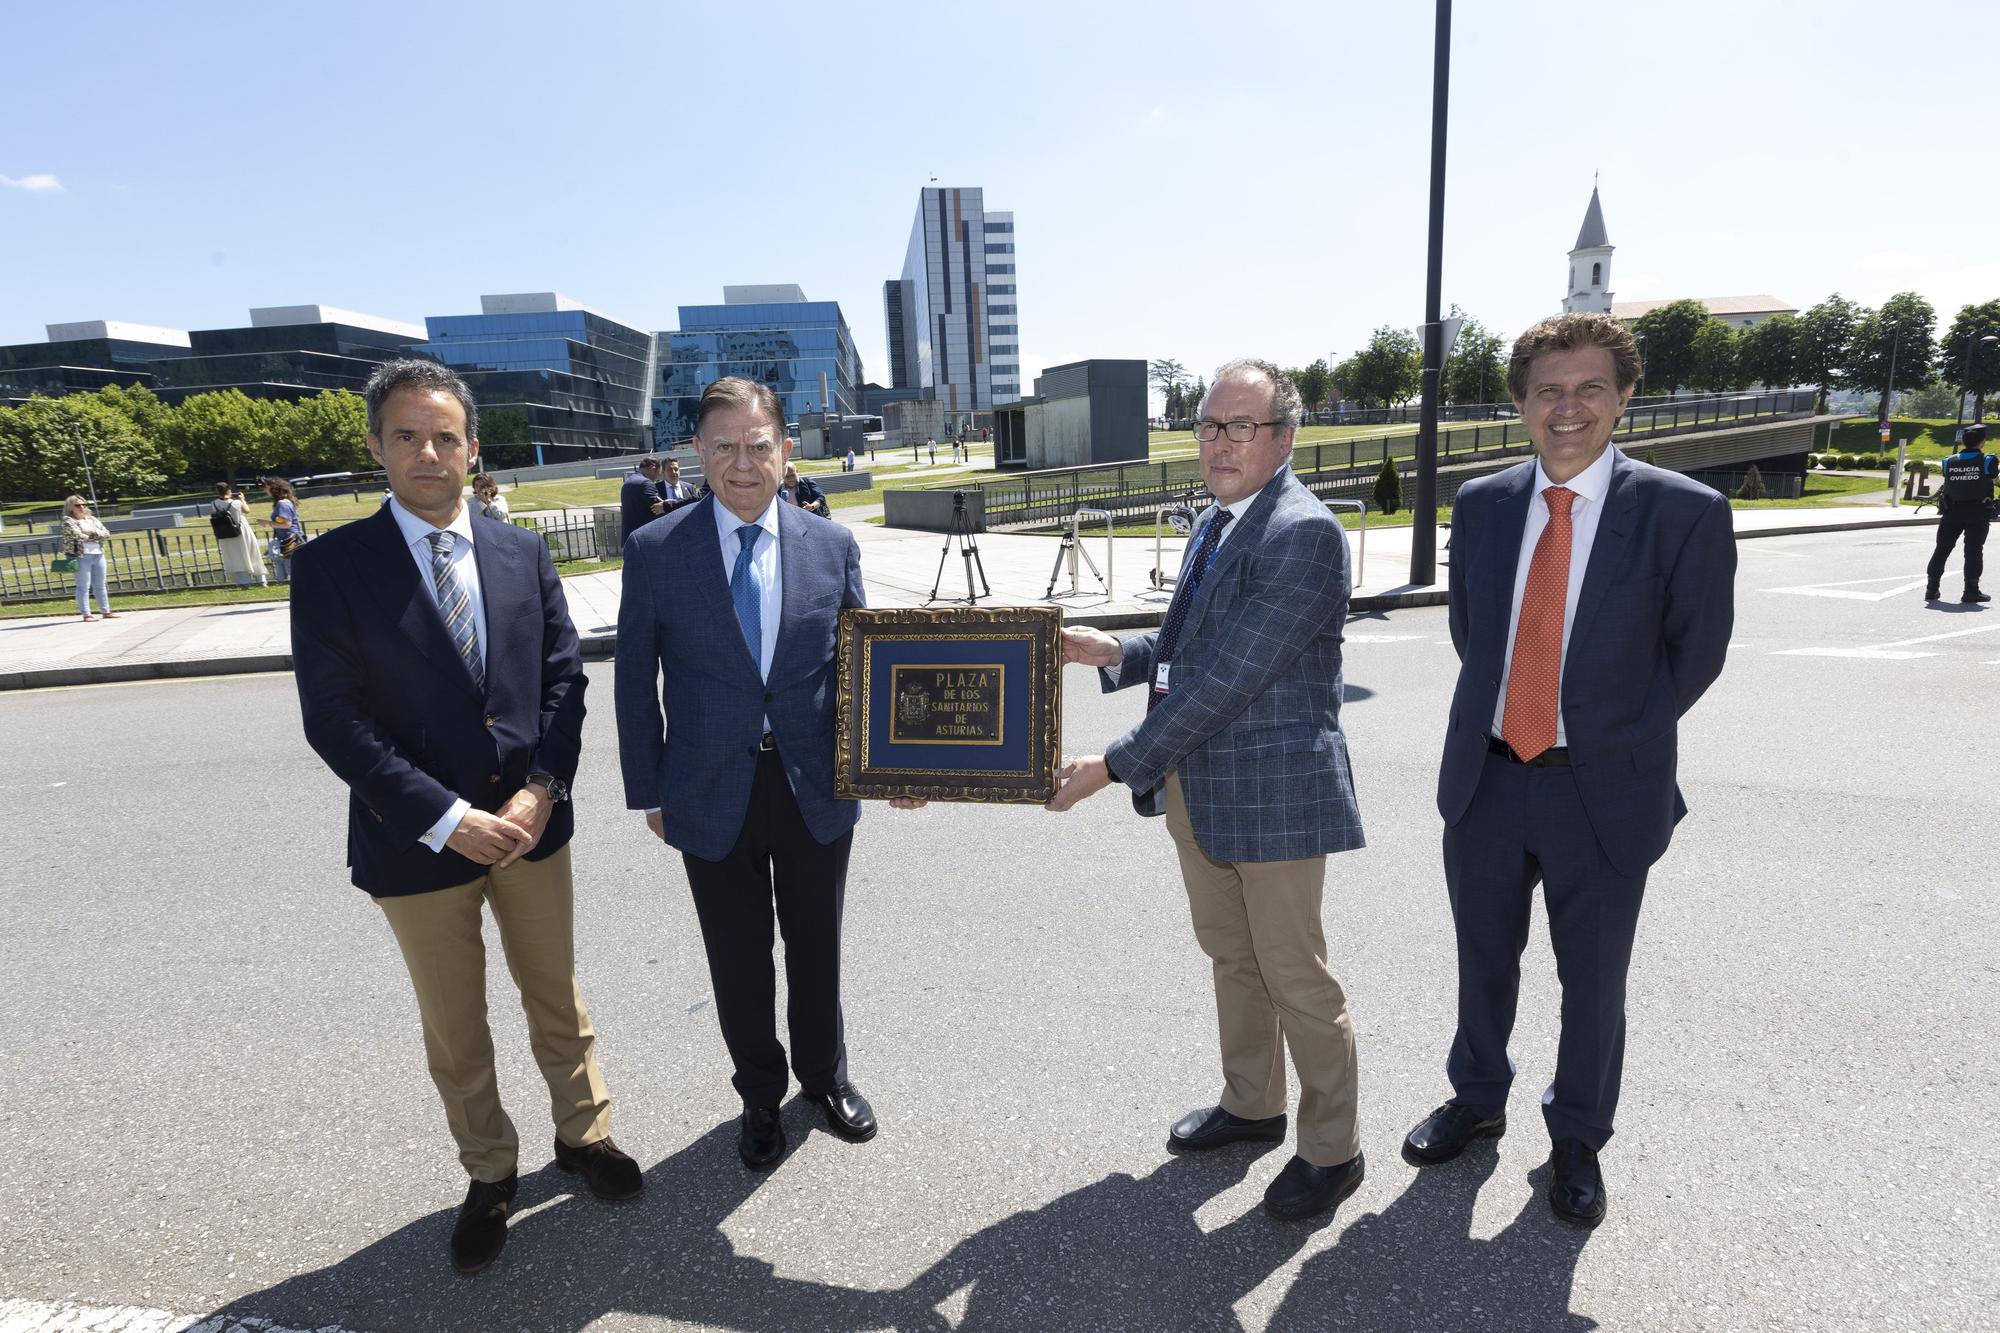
[620,456,666,544]
[292,359,641,1275]
[1402,314,1735,1228]
[615,376,920,1172]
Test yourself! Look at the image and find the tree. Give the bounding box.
[1689,320,1745,393]
[1293,358,1332,416]
[1630,299,1710,393]
[93,382,182,473]
[279,389,371,473]
[1372,458,1402,515]
[1346,327,1422,408]
[1738,313,1802,389]
[1847,291,1937,422]
[168,388,272,484]
[0,394,166,501]
[1940,299,2000,420]
[1443,315,1506,406]
[1797,294,1860,413]
[1148,358,1190,419]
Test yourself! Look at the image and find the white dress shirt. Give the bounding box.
[1197,465,1275,558]
[386,496,490,853]
[1490,444,1615,746]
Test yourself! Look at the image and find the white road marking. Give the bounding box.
[0,1298,349,1333]
[1765,575,1931,601]
[1344,633,1427,643]
[1777,623,2000,661]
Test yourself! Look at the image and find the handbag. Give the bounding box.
[50,556,78,574]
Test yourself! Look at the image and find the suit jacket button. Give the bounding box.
[764,691,774,703]
[484,714,497,728]
[488,773,503,785]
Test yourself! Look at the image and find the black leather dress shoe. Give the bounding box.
[1548,1138,1606,1227]
[739,1105,787,1170]
[1167,1105,1288,1153]
[1402,1102,1507,1166]
[1263,1151,1365,1221]
[814,1082,878,1142]
[449,1173,518,1275]
[554,1135,643,1201]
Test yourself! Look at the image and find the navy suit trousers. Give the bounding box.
[682,748,853,1106]
[1442,751,1647,1150]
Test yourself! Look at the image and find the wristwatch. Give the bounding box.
[526,771,570,802]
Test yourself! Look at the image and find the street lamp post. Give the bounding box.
[72,419,99,507]
[1634,331,1648,400]
[1409,0,1453,587]
[1954,333,2000,433]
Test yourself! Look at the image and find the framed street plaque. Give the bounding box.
[834,606,1062,803]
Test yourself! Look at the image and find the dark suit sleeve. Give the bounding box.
[1663,490,1735,716]
[1100,631,1159,694]
[1106,519,1346,796]
[1446,501,1470,661]
[528,537,588,783]
[614,533,665,809]
[842,528,867,609]
[290,545,459,849]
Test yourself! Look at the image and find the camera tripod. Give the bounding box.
[1044,524,1107,599]
[927,490,991,604]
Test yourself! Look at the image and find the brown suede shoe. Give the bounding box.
[450,1174,517,1274]
[554,1136,643,1201]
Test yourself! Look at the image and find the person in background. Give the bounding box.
[212,481,268,587]
[60,495,117,621]
[780,462,830,518]
[660,457,699,505]
[264,477,306,582]
[620,456,667,546]
[472,474,510,522]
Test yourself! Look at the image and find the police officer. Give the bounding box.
[1927,423,1998,603]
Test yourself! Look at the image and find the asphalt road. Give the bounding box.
[0,527,1993,1332]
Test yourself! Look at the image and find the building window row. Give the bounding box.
[984,243,1014,255]
[990,324,1017,335]
[987,264,1015,275]
[988,284,1015,296]
[984,221,1013,233]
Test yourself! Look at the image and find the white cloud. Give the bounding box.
[0,173,63,193]
[1140,104,1168,125]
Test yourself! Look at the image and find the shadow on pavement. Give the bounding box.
[1267,1148,1597,1332]
[200,1132,1326,1331]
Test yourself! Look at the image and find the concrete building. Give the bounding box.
[652,285,863,449]
[416,292,654,462]
[992,359,1147,471]
[883,186,1022,416]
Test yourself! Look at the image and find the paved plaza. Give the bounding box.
[0,524,1993,1332]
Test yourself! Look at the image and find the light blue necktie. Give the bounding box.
[426,531,484,691]
[731,525,763,676]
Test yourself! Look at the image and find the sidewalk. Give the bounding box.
[0,505,1939,690]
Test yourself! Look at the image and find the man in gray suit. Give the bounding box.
[1049,357,1366,1223]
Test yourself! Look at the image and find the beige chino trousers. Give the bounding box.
[1165,773,1361,1167]
[374,844,613,1182]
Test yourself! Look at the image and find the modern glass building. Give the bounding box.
[144,305,424,403]
[0,321,195,404]
[882,186,1022,414]
[415,293,654,464]
[651,285,864,449]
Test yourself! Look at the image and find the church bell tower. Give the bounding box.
[1562,184,1614,315]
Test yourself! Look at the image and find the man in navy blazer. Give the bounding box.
[1050,358,1367,1224]
[292,359,641,1276]
[620,456,666,544]
[615,376,917,1172]
[1401,314,1735,1228]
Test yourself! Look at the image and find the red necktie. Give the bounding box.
[1500,486,1576,762]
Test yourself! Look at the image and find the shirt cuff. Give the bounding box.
[645,807,661,815]
[419,799,471,853]
[1103,754,1123,784]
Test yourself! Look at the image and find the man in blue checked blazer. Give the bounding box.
[1050,358,1366,1224]
[291,359,640,1277]
[615,376,920,1174]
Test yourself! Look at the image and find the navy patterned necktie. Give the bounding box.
[426,531,484,691]
[1149,508,1233,709]
[731,525,763,675]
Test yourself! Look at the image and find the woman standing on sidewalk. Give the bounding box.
[59,495,118,621]
[212,481,269,587]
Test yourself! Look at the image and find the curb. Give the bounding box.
[0,515,1938,690]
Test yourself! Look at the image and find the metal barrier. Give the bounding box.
[1149,501,1199,591]
[936,389,1816,531]
[1325,500,1368,589]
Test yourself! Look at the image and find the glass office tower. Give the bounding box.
[882,186,1023,414]
[651,286,863,449]
[0,321,194,404]
[416,293,653,464]
[147,306,423,403]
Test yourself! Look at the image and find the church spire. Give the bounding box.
[1573,185,1610,252]
[1562,182,1614,315]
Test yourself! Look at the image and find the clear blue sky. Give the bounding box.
[4,0,1994,392]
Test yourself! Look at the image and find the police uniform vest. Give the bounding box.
[1942,449,1994,505]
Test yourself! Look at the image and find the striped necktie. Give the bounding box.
[426,531,484,691]
[731,525,763,676]
[1148,507,1233,710]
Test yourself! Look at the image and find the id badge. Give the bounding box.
[1153,662,1171,693]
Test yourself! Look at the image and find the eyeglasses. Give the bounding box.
[706,438,777,462]
[1193,420,1281,443]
